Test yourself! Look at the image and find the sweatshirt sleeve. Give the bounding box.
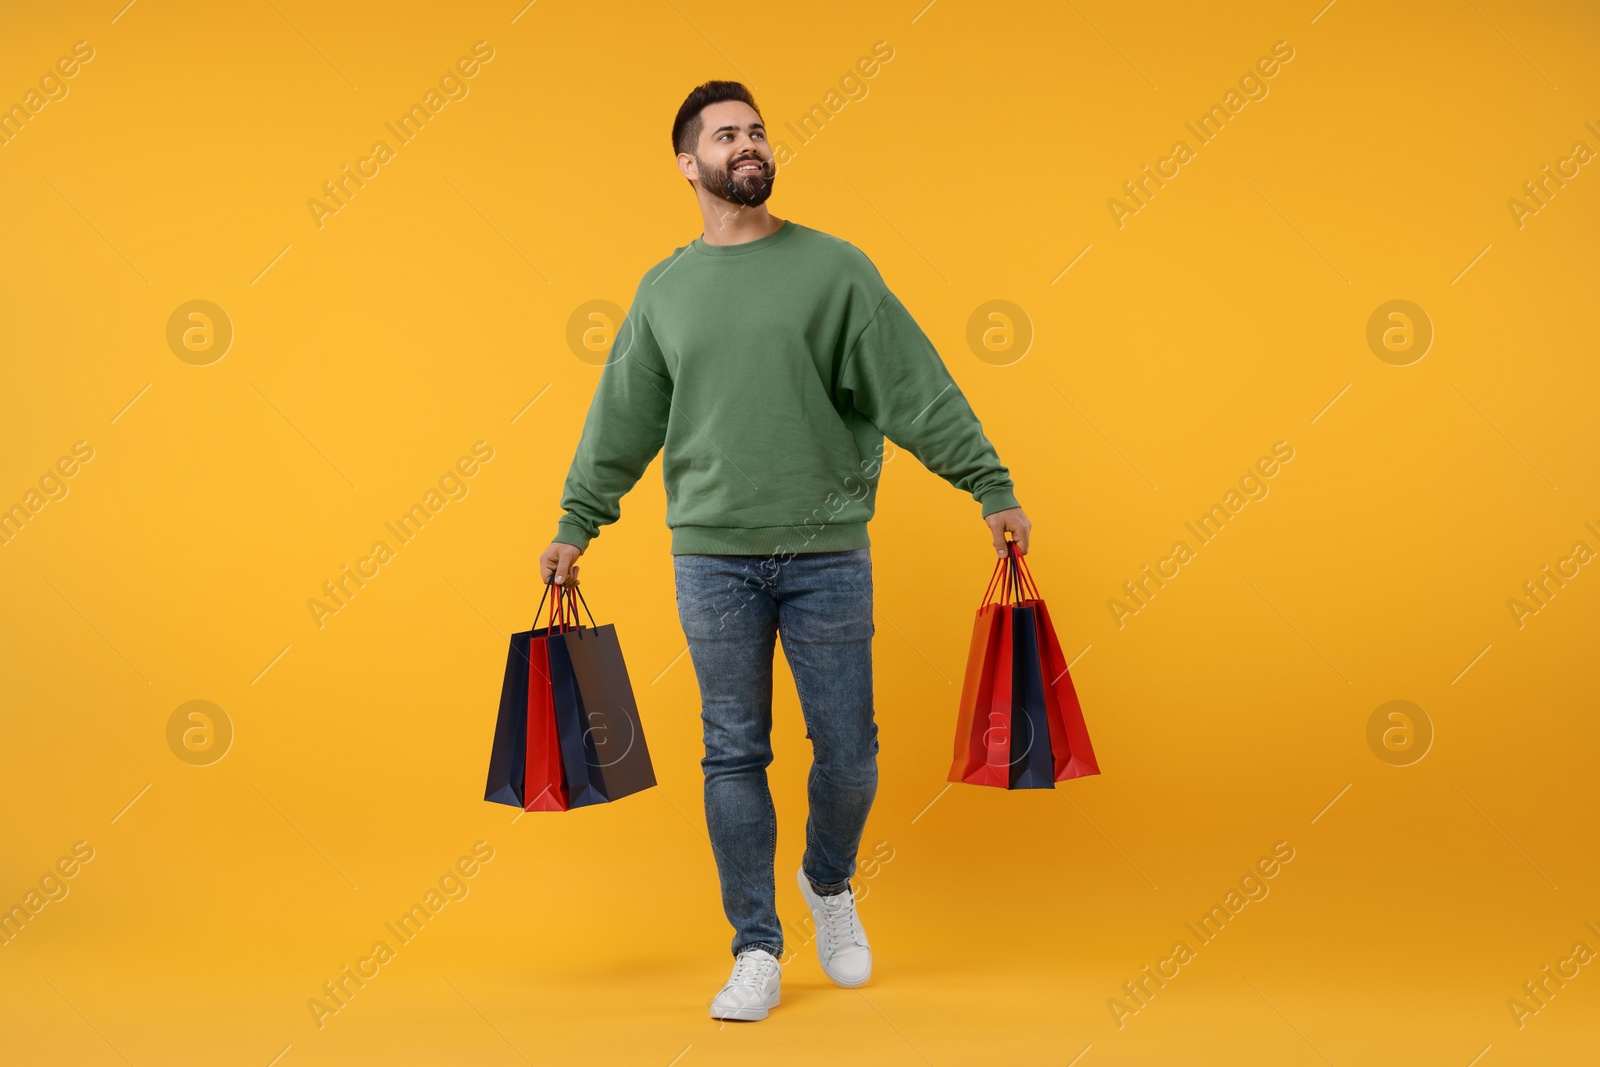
[551,300,673,552]
[837,289,1020,517]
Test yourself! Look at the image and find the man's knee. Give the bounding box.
[813,742,878,787]
[702,741,775,779]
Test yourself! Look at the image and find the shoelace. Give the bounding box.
[817,891,866,950]
[730,952,779,986]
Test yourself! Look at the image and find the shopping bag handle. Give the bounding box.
[532,578,571,632]
[1008,539,1040,600]
[980,537,1040,607]
[567,582,598,628]
[533,575,598,632]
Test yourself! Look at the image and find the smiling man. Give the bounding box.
[537,80,1030,1021]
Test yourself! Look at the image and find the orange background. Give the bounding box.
[2,1,1597,1064]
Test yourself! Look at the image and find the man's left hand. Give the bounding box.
[985,507,1031,556]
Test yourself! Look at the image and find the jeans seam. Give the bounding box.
[808,873,855,895]
[737,942,782,959]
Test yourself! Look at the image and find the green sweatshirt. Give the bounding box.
[552,219,1019,557]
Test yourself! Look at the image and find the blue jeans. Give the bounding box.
[673,547,879,960]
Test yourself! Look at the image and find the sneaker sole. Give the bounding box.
[824,965,871,988]
[710,993,780,1021]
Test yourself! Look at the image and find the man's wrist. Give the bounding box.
[978,487,1021,517]
[552,521,591,552]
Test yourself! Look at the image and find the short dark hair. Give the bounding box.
[672,80,761,157]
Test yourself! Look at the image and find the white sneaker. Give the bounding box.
[709,948,782,1021]
[796,866,872,987]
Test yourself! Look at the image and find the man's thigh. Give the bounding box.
[674,555,782,753]
[673,553,780,644]
[775,548,874,643]
[775,549,876,751]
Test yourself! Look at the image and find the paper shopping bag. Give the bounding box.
[951,540,1098,790]
[546,584,655,809]
[1010,545,1100,782]
[561,620,656,804]
[484,630,532,808]
[949,565,1014,788]
[1008,603,1058,790]
[485,580,575,810]
[1030,597,1101,781]
[522,623,568,812]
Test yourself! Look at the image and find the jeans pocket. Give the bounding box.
[675,556,762,636]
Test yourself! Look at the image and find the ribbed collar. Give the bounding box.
[691,219,796,257]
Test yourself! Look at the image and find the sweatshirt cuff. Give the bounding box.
[977,486,1020,518]
[552,519,592,552]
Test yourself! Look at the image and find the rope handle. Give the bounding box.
[1009,539,1040,600]
[533,575,598,632]
[979,536,1040,606]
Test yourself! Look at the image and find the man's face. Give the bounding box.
[689,100,775,208]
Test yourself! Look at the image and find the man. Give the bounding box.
[537,80,1030,1021]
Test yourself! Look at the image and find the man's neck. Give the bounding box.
[697,202,785,246]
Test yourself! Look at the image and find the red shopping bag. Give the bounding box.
[1009,544,1100,782]
[949,552,1016,788]
[524,581,579,812]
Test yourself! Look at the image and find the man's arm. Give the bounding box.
[550,300,673,553]
[838,288,1022,525]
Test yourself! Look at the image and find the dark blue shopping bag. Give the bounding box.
[550,585,657,809]
[484,629,532,807]
[1009,604,1057,789]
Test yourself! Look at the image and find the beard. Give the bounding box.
[698,152,776,207]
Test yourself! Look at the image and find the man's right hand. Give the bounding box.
[539,542,583,588]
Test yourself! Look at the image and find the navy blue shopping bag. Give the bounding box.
[1009,603,1057,790]
[549,584,657,809]
[484,628,533,808]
